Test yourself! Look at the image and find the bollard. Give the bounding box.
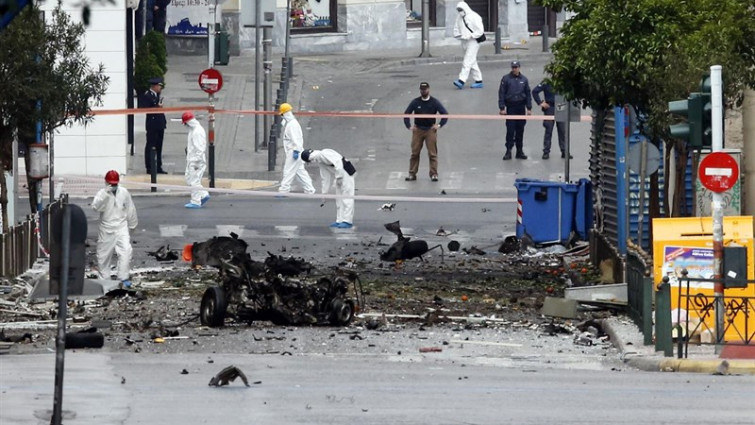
[655,278,673,357]
[495,27,502,54]
[150,147,157,193]
[209,143,215,188]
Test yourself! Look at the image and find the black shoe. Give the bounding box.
[561,152,573,159]
[405,174,416,181]
[515,152,528,160]
[157,169,168,174]
[431,175,438,182]
[542,152,550,160]
[503,151,512,160]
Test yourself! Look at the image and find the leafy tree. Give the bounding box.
[538,0,755,136]
[142,30,167,74]
[0,3,108,232]
[538,0,754,218]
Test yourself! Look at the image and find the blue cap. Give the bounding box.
[148,77,164,86]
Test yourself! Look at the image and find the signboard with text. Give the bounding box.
[167,0,218,36]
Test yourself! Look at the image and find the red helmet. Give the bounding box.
[105,170,120,184]
[181,111,194,124]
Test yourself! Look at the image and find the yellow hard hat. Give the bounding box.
[279,103,293,115]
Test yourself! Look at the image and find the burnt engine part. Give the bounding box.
[209,365,250,387]
[380,221,444,262]
[190,232,248,269]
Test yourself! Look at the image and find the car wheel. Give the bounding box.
[200,286,228,327]
[329,299,354,325]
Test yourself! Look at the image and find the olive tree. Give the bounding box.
[0,3,108,232]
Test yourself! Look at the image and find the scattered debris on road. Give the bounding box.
[209,365,250,387]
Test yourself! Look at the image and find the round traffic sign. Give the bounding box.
[198,68,223,94]
[698,152,739,193]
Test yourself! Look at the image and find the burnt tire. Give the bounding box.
[329,299,354,326]
[200,286,228,327]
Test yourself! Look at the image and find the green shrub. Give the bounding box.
[142,30,167,74]
[133,41,164,94]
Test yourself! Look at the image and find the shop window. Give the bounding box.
[290,0,337,32]
[405,0,437,27]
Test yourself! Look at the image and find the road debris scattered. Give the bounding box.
[208,365,250,387]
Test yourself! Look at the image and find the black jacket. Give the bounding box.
[498,72,532,110]
[140,89,166,131]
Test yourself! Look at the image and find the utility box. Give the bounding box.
[723,246,748,289]
[652,216,754,343]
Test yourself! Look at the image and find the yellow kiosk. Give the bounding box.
[652,216,754,343]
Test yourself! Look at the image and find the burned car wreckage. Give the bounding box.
[184,233,363,328]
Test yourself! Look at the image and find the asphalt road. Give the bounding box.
[3,351,754,425]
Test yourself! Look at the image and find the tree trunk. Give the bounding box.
[23,150,39,214]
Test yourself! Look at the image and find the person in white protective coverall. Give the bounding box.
[92,170,138,288]
[452,2,485,90]
[181,111,211,208]
[278,103,316,194]
[300,148,355,229]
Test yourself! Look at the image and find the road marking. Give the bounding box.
[159,225,187,237]
[275,225,299,239]
[441,171,463,190]
[216,225,244,237]
[386,171,408,190]
[496,172,518,192]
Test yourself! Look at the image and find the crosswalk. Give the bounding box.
[384,171,570,191]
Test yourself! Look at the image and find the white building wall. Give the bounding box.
[40,1,128,177]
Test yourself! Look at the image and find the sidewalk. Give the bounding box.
[55,38,549,199]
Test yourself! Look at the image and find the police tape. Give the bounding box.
[65,175,518,204]
[91,106,592,122]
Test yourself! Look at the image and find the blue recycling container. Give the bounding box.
[514,179,580,244]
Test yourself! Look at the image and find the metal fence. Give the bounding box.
[626,251,653,345]
[0,197,60,279]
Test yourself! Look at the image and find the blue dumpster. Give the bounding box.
[514,179,583,244]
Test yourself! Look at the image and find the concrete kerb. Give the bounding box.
[602,317,755,374]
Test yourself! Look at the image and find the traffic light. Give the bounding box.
[669,74,723,149]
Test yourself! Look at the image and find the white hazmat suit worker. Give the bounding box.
[182,111,210,208]
[452,2,485,89]
[278,103,316,194]
[301,148,355,229]
[92,170,138,287]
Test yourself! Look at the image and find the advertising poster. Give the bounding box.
[167,0,217,36]
[661,246,714,289]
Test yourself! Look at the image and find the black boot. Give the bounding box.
[515,151,528,159]
[503,150,512,160]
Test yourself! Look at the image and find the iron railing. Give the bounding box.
[0,196,62,278]
[626,251,653,345]
[675,274,754,358]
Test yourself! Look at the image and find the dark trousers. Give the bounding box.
[145,129,164,171]
[505,104,527,152]
[153,11,166,33]
[543,120,566,154]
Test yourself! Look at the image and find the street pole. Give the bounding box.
[419,0,430,57]
[209,94,216,188]
[255,0,262,152]
[541,7,549,52]
[564,108,571,182]
[263,26,272,149]
[51,201,71,425]
[208,4,216,68]
[710,64,724,346]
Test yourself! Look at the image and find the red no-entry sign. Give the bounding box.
[698,152,739,193]
[198,68,223,94]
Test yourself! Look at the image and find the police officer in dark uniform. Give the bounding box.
[152,0,170,33]
[141,77,167,174]
[532,81,570,160]
[498,61,532,160]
